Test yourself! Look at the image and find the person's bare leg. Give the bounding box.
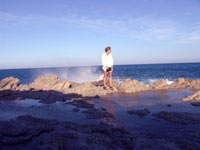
[109,72,112,87]
[103,70,107,87]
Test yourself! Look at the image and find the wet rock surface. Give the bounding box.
[0,89,94,104]
[0,115,135,150]
[72,107,80,112]
[152,111,200,125]
[127,108,150,117]
[0,115,200,150]
[66,99,114,119]
[167,104,172,107]
[82,108,114,119]
[66,100,95,109]
[191,102,200,107]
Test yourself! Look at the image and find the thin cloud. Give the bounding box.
[0,11,199,43]
[185,23,200,42]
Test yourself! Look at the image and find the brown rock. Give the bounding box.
[91,80,120,89]
[169,78,191,89]
[118,78,148,93]
[91,80,107,86]
[182,91,200,102]
[29,75,72,91]
[150,79,168,90]
[0,77,20,90]
[69,82,108,97]
[16,84,31,91]
[190,79,200,90]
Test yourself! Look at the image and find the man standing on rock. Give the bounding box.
[102,46,114,90]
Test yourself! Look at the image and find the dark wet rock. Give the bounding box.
[152,111,200,124]
[66,100,94,109]
[66,100,113,119]
[1,115,200,150]
[134,136,181,150]
[0,89,93,104]
[191,102,200,107]
[168,139,200,150]
[188,129,200,138]
[82,108,114,119]
[72,107,80,112]
[167,104,172,107]
[127,108,150,117]
[101,107,107,111]
[151,118,161,122]
[0,115,58,147]
[0,115,135,150]
[0,90,20,100]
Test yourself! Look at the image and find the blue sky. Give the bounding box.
[0,0,200,69]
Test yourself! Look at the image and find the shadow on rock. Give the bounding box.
[152,111,200,125]
[0,89,99,104]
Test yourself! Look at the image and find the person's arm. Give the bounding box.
[102,54,107,69]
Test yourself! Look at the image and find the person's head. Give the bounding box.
[105,46,111,54]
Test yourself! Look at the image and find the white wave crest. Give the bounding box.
[140,78,174,85]
[34,66,104,83]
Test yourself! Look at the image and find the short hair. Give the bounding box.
[105,46,111,52]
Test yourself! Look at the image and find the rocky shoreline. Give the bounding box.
[0,74,200,103]
[1,75,200,149]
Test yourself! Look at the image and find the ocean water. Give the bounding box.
[0,63,200,85]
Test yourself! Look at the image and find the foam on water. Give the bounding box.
[111,78,175,85]
[165,79,174,85]
[34,66,104,83]
[138,78,174,85]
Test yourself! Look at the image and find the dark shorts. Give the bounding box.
[106,67,112,73]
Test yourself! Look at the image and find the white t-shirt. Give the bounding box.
[102,52,113,71]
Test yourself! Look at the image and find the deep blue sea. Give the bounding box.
[0,63,200,85]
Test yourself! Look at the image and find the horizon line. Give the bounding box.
[0,61,200,71]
